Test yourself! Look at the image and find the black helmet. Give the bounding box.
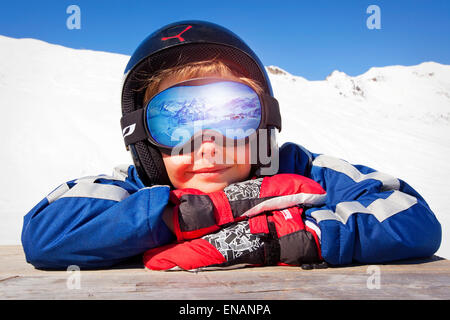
[121,20,281,186]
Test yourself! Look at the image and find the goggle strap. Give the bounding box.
[262,94,282,132]
[120,108,148,147]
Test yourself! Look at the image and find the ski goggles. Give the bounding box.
[121,78,281,151]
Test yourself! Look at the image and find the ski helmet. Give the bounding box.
[121,20,281,186]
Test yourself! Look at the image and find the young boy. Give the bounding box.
[21,20,441,270]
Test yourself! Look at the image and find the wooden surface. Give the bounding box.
[0,245,449,300]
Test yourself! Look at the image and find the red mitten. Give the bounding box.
[144,206,323,271]
[169,173,326,241]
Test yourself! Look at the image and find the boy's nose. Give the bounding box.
[198,137,216,159]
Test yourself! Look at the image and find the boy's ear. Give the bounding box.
[130,143,173,188]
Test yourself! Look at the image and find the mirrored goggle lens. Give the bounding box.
[146,80,262,148]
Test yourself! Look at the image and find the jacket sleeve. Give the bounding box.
[305,154,442,265]
[21,168,174,269]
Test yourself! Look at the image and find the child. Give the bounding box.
[21,20,441,270]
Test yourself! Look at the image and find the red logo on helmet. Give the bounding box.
[161,25,192,42]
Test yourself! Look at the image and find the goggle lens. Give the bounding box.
[146,80,262,148]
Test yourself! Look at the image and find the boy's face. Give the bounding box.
[158,74,252,193]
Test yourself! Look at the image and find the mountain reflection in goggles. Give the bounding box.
[146,80,262,148]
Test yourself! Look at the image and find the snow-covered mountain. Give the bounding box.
[1,35,449,259]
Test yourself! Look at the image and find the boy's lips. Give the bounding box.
[189,166,232,176]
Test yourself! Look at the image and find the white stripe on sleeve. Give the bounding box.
[46,183,71,204]
[311,190,418,224]
[313,155,400,191]
[47,181,130,203]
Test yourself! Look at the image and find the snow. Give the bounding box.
[1,35,449,259]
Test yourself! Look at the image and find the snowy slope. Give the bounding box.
[0,35,131,245]
[1,35,449,259]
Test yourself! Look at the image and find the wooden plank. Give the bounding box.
[0,245,449,299]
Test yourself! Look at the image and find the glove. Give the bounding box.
[169,173,327,241]
[143,206,323,271]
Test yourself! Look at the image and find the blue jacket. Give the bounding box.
[21,142,442,269]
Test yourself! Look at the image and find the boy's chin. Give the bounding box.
[188,180,229,193]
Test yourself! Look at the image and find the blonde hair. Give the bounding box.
[143,58,264,106]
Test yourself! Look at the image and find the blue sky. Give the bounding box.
[0,0,449,80]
